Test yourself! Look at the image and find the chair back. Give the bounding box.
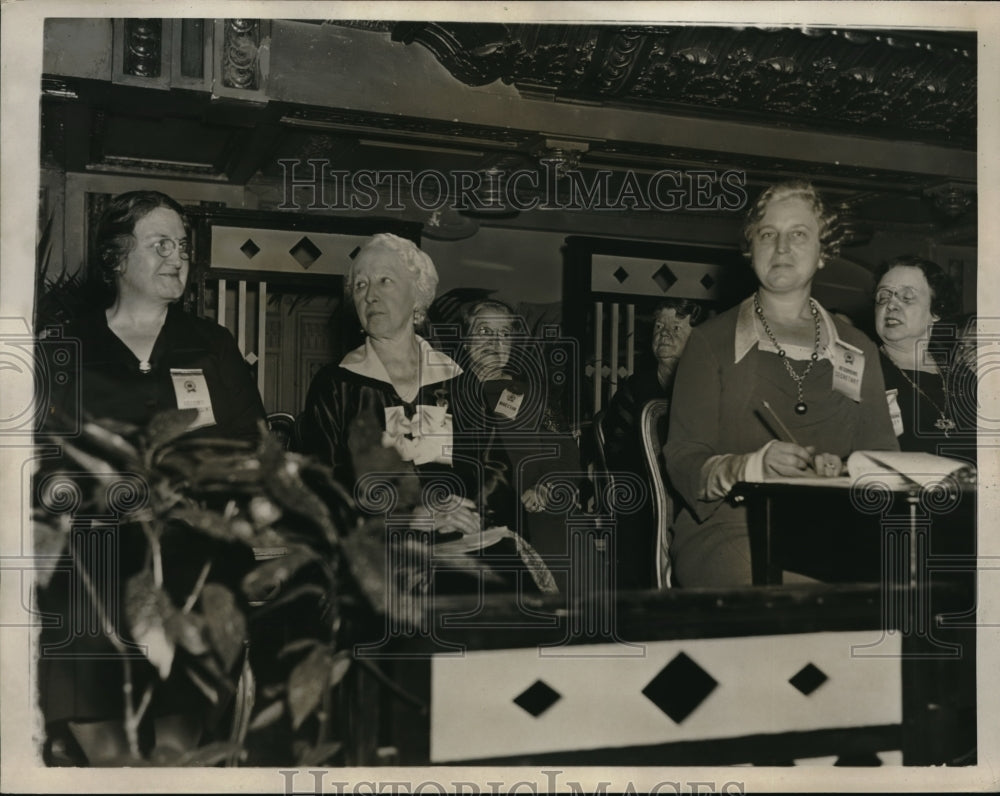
[639,398,673,588]
[266,411,296,450]
[590,409,615,512]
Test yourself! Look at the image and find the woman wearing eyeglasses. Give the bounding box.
[49,190,266,438]
[874,255,973,455]
[38,191,265,764]
[450,300,580,563]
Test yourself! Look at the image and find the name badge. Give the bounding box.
[830,339,864,402]
[494,388,524,420]
[170,369,216,430]
[886,388,905,437]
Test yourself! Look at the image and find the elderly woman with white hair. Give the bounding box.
[298,232,479,536]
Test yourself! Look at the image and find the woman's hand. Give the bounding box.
[413,496,481,536]
[521,483,552,513]
[762,442,817,477]
[813,452,845,477]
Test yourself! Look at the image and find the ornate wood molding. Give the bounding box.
[383,23,975,147]
[222,19,264,91]
[123,18,163,78]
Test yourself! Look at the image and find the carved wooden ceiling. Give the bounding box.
[39,18,978,246]
[379,22,976,148]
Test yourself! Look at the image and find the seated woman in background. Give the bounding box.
[665,180,899,587]
[450,300,581,563]
[297,233,479,537]
[873,256,976,457]
[600,298,705,590]
[39,190,266,764]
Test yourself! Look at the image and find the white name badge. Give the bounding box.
[886,388,905,437]
[494,388,524,420]
[170,369,216,430]
[830,339,864,402]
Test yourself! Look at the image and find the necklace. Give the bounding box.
[753,293,822,415]
[883,349,956,434]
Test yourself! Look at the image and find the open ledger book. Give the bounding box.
[760,451,976,490]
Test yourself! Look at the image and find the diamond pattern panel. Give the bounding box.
[289,236,323,269]
[642,652,718,724]
[429,632,902,763]
[789,663,828,696]
[240,238,261,259]
[652,263,678,292]
[513,680,561,717]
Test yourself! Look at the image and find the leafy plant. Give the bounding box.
[35,407,554,765]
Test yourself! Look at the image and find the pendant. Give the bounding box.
[935,416,956,432]
[139,360,151,374]
[795,402,808,415]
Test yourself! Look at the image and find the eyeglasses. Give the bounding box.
[151,238,190,260]
[875,287,920,306]
[473,326,513,339]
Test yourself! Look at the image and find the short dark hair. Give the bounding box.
[875,255,959,320]
[93,190,190,289]
[741,180,839,262]
[652,298,706,327]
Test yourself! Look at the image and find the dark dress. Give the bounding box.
[879,350,977,463]
[450,368,581,562]
[37,304,265,727]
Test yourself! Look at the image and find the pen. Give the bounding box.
[760,400,801,446]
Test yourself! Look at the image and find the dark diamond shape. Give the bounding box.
[289,236,322,269]
[642,652,717,724]
[613,266,629,284]
[240,238,261,259]
[652,263,677,293]
[700,272,716,291]
[835,752,883,766]
[789,663,828,696]
[513,679,561,718]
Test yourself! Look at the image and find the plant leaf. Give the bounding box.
[287,646,333,731]
[328,649,352,689]
[31,513,71,588]
[182,663,219,705]
[170,505,255,545]
[248,699,285,732]
[124,572,175,679]
[176,741,242,767]
[145,409,199,452]
[199,583,246,671]
[298,741,344,767]
[241,546,320,602]
[277,638,320,660]
[165,610,210,656]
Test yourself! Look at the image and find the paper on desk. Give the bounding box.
[846,451,975,489]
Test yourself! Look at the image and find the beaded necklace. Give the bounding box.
[753,293,822,415]
[883,349,956,434]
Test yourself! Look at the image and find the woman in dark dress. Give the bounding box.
[873,255,975,458]
[600,298,705,590]
[38,191,265,763]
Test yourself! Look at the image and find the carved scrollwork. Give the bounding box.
[382,21,975,146]
[123,18,162,78]
[222,18,262,91]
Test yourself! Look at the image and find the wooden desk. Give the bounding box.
[732,480,976,587]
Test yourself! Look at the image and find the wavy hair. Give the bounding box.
[741,180,840,262]
[346,233,439,324]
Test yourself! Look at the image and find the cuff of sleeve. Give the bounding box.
[698,441,777,500]
[743,440,777,483]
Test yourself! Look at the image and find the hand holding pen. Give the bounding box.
[756,401,845,478]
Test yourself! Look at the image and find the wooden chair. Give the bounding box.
[266,411,296,450]
[639,399,672,588]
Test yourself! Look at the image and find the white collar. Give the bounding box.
[340,334,463,388]
[733,294,841,364]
